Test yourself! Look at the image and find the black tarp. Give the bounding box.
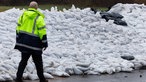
[100,12,128,26]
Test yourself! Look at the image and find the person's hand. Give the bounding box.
[42,47,47,51]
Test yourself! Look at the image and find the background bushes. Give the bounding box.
[0,0,145,7]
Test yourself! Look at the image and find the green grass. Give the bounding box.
[0,6,12,12]
[0,4,108,12]
[97,7,108,11]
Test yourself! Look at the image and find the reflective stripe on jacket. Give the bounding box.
[15,8,48,52]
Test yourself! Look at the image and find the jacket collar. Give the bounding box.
[27,8,45,18]
[28,8,37,11]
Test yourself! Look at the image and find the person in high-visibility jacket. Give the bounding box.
[14,1,48,82]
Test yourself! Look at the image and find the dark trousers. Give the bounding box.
[16,51,46,81]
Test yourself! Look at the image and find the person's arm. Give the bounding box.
[16,14,24,33]
[37,16,48,49]
[16,14,23,41]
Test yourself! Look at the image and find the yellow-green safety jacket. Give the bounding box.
[15,8,48,52]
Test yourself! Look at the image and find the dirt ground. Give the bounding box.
[11,69,146,82]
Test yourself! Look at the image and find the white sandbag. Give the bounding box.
[115,66,122,72]
[133,62,143,69]
[0,75,5,81]
[73,67,83,75]
[44,68,55,74]
[76,63,91,68]
[77,67,90,72]
[1,74,13,81]
[9,74,16,80]
[23,73,28,80]
[28,74,38,80]
[121,67,133,72]
[65,68,74,75]
[53,71,70,77]
[106,68,115,74]
[1,64,16,72]
[0,67,7,72]
[44,73,54,79]
[86,70,100,75]
[141,61,146,66]
[26,61,35,73]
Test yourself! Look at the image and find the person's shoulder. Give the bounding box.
[37,10,45,18]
